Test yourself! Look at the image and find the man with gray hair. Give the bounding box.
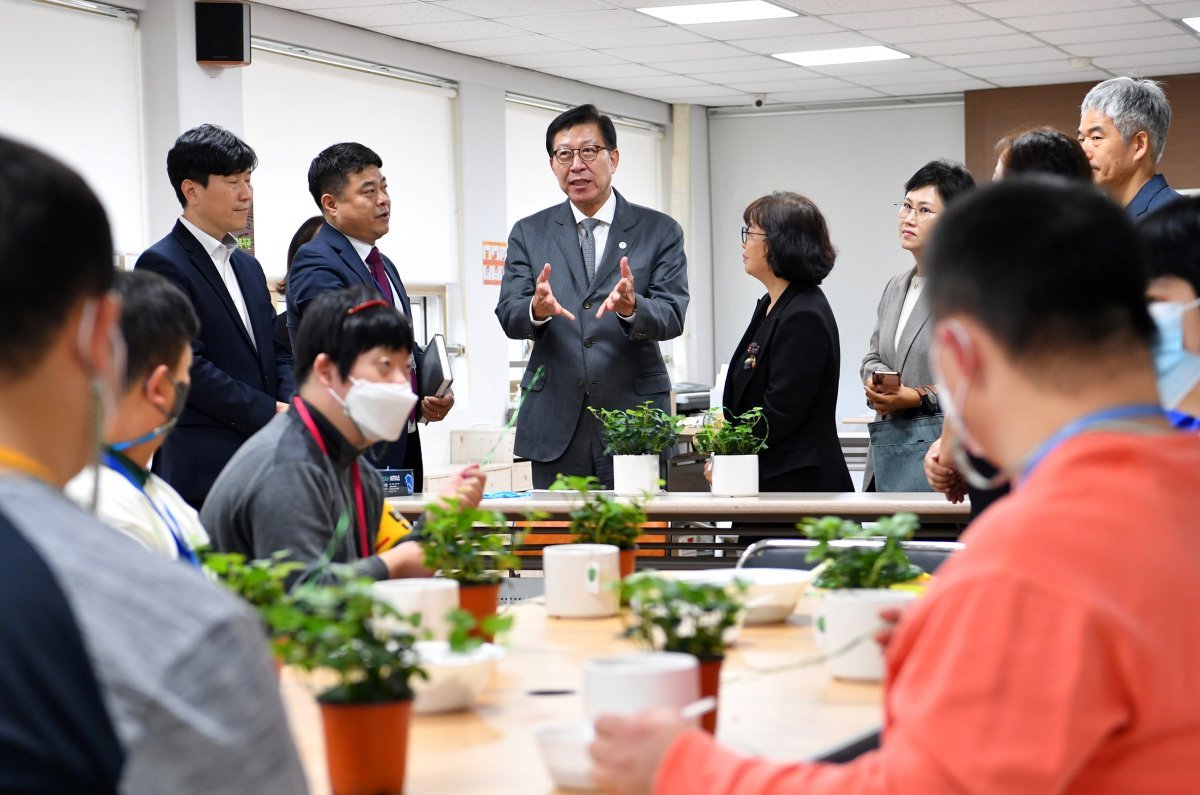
[1078,76,1182,217]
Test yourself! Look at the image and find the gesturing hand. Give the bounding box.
[596,257,637,319]
[532,263,576,322]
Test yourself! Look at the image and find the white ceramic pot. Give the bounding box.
[709,454,759,497]
[612,454,659,496]
[412,640,505,714]
[814,589,917,681]
[544,544,620,618]
[678,567,815,625]
[582,651,699,722]
[372,578,459,641]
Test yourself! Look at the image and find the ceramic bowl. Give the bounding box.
[533,720,597,791]
[676,567,815,625]
[412,641,504,714]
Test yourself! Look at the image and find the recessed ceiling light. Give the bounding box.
[772,46,909,67]
[1182,17,1200,33]
[638,1,796,26]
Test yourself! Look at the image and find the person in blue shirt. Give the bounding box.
[1078,76,1182,218]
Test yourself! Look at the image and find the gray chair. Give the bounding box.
[737,539,963,575]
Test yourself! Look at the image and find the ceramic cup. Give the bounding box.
[544,544,620,618]
[814,589,917,681]
[582,652,699,722]
[372,578,460,641]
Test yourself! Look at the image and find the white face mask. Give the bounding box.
[1149,299,1200,411]
[329,376,417,443]
[934,320,1009,491]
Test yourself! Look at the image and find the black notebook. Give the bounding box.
[420,333,453,398]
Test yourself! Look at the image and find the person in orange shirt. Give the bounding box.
[590,177,1200,795]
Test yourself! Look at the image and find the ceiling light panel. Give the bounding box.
[772,45,909,66]
[637,1,796,25]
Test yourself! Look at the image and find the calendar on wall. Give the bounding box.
[482,240,506,286]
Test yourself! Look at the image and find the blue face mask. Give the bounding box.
[111,379,190,452]
[1149,299,1200,410]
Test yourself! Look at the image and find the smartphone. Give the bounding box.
[872,369,901,388]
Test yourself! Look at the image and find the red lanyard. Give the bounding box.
[293,397,370,558]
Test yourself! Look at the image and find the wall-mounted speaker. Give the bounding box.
[196,2,250,68]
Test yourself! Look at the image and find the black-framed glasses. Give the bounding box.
[552,145,609,165]
[895,201,937,223]
[741,226,768,244]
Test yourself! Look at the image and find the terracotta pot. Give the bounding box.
[457,581,501,641]
[618,547,637,579]
[319,698,412,795]
[696,657,724,734]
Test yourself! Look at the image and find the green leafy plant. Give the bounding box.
[420,497,524,585]
[799,513,923,589]
[269,572,427,704]
[620,574,747,660]
[550,474,648,550]
[202,549,305,615]
[444,608,514,654]
[590,401,683,456]
[692,406,769,456]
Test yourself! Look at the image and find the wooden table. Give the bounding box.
[283,600,883,794]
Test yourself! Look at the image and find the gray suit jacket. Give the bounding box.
[860,266,938,485]
[495,191,689,463]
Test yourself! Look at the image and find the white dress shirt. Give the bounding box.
[344,233,404,312]
[894,272,924,350]
[179,216,256,349]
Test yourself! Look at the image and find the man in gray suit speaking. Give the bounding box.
[496,104,689,489]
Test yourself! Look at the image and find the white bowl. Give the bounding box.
[676,568,814,625]
[412,641,504,714]
[533,720,597,791]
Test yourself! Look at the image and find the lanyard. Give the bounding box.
[293,397,370,558]
[0,447,54,484]
[1020,403,1167,482]
[102,452,199,568]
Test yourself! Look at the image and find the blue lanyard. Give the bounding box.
[1020,403,1166,482]
[102,453,200,568]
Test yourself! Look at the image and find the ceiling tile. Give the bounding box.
[963,60,1096,79]
[551,63,672,79]
[904,33,1047,56]
[638,85,750,100]
[843,66,969,85]
[765,85,888,101]
[1005,7,1159,32]
[1037,20,1185,45]
[553,26,707,47]
[1148,1,1200,15]
[590,74,711,90]
[600,0,751,7]
[806,56,948,76]
[651,55,790,74]
[1095,47,1200,68]
[600,41,749,62]
[310,3,470,25]
[874,20,1015,44]
[681,16,841,41]
[1126,61,1200,78]
[372,18,524,42]
[966,0,1134,15]
[257,0,403,10]
[493,49,630,68]
[775,0,954,12]
[935,47,1065,67]
[1064,34,1199,57]
[878,77,994,94]
[988,69,1113,87]
[825,5,985,28]
[686,66,817,82]
[725,75,856,91]
[734,31,877,54]
[444,34,577,57]
[504,9,667,34]
[435,0,609,15]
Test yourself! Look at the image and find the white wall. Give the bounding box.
[707,103,965,431]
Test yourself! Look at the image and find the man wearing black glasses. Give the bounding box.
[496,104,690,489]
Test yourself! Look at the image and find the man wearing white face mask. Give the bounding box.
[203,286,485,585]
[1139,195,1200,429]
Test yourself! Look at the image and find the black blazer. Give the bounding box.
[722,283,852,492]
[135,221,296,507]
[285,223,426,485]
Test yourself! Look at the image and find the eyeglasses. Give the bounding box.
[552,146,609,165]
[895,201,938,223]
[741,226,768,244]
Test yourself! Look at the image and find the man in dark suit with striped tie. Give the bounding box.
[286,143,453,491]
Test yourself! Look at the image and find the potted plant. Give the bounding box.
[799,512,924,681]
[420,497,523,640]
[412,608,512,714]
[693,407,768,497]
[590,401,683,495]
[270,573,426,795]
[202,550,304,669]
[619,573,747,733]
[551,474,648,578]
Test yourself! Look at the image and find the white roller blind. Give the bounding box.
[505,100,665,230]
[0,0,143,254]
[243,48,458,285]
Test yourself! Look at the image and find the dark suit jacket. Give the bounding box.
[135,221,296,507]
[495,191,689,463]
[723,283,851,492]
[285,223,425,483]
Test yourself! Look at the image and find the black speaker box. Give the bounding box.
[196,2,250,67]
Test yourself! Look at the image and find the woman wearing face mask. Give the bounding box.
[202,286,486,586]
[1138,196,1200,429]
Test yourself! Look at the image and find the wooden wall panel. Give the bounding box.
[964,73,1200,190]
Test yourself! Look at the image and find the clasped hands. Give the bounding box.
[532,258,636,322]
[863,380,921,415]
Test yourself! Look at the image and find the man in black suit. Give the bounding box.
[136,124,295,508]
[286,143,453,491]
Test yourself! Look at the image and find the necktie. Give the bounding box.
[580,218,600,283]
[366,247,395,307]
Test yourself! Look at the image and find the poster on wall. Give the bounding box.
[482,240,506,286]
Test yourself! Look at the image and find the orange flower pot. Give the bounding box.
[319,698,412,795]
[697,657,723,735]
[458,581,501,641]
[618,547,637,579]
